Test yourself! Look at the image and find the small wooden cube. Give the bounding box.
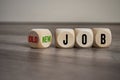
[75,28,93,48]
[92,28,112,48]
[28,29,52,48]
[55,28,75,48]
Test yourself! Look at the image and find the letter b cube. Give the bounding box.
[92,28,112,47]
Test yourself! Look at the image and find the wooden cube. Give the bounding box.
[75,28,93,48]
[28,29,52,48]
[92,28,112,47]
[55,28,75,48]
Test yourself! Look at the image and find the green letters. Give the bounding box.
[42,36,51,43]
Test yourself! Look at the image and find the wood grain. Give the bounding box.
[0,24,120,80]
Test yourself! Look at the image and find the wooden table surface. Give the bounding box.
[0,23,120,80]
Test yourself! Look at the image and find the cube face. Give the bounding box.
[55,29,75,48]
[92,28,112,47]
[75,28,93,48]
[28,31,39,48]
[28,29,52,48]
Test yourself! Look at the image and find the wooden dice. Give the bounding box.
[55,28,75,48]
[75,28,93,48]
[28,29,52,48]
[92,28,112,48]
[28,28,112,48]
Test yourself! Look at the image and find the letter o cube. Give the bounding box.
[28,29,52,48]
[75,28,93,48]
[55,28,75,48]
[92,28,112,47]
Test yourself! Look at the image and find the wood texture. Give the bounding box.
[0,24,120,80]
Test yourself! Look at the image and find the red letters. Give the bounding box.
[28,36,38,43]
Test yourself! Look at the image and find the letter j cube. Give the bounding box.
[55,28,75,48]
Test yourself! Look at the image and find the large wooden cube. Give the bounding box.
[75,28,93,48]
[28,29,52,48]
[55,28,75,48]
[92,28,112,47]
